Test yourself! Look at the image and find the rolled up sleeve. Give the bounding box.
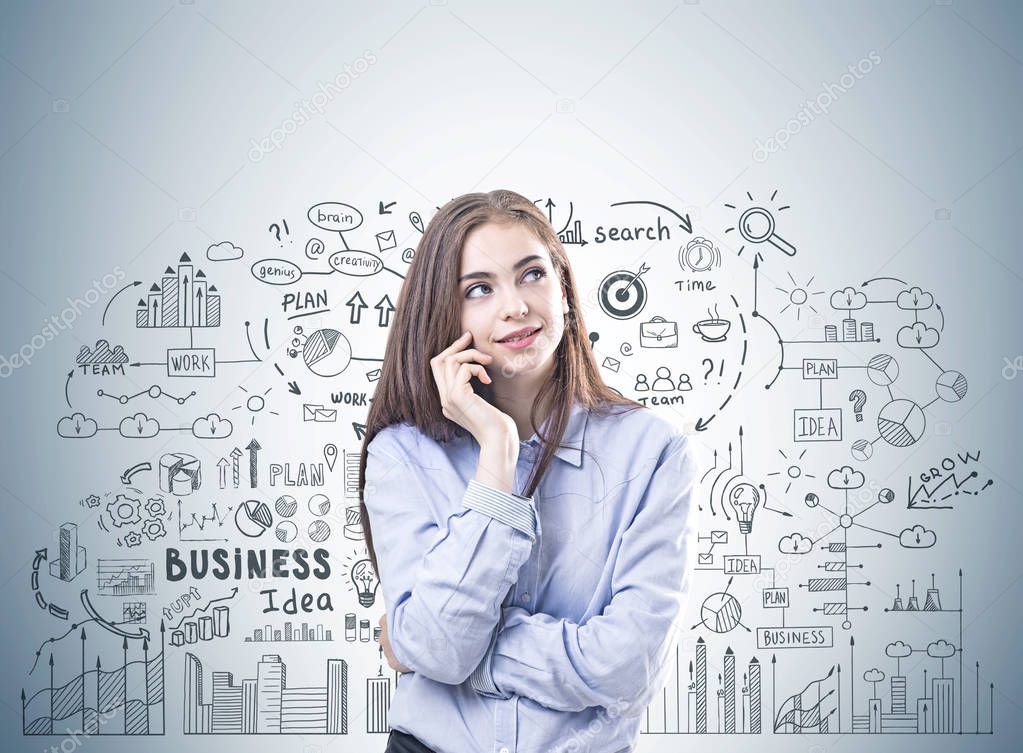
[474,433,699,712]
[364,428,537,685]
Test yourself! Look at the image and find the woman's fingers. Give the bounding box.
[442,348,491,387]
[433,331,472,361]
[431,337,493,401]
[446,348,493,365]
[455,362,490,387]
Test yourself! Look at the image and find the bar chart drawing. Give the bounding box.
[183,653,348,735]
[49,523,87,582]
[643,638,762,735]
[243,621,334,643]
[558,218,586,247]
[822,318,876,343]
[136,253,222,329]
[169,606,230,647]
[97,559,155,596]
[366,671,391,733]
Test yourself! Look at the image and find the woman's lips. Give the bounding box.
[497,326,541,349]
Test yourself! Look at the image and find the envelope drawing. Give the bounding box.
[303,404,337,422]
[375,229,397,252]
[698,553,713,565]
[710,530,728,544]
[601,356,621,373]
[366,368,382,382]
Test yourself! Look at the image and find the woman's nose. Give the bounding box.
[501,293,528,320]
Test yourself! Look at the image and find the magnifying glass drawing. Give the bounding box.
[738,206,796,256]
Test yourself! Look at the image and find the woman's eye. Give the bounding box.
[465,269,544,299]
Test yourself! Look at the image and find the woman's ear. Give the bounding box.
[562,288,569,316]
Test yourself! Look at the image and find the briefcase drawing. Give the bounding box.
[639,316,678,348]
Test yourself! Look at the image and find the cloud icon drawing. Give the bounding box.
[886,640,912,658]
[193,413,234,439]
[57,413,98,438]
[119,413,160,438]
[207,240,244,261]
[897,322,940,349]
[778,533,813,554]
[927,639,955,658]
[827,465,865,490]
[830,286,867,311]
[897,286,934,310]
[863,668,885,683]
[899,524,936,548]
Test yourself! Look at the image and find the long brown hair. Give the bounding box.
[358,189,642,574]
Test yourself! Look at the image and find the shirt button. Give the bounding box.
[520,592,530,604]
[499,748,510,753]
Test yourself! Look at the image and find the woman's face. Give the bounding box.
[458,220,569,381]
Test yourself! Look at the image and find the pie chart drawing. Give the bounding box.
[275,520,298,543]
[235,499,273,537]
[302,328,352,377]
[877,399,926,448]
[936,370,968,402]
[308,493,331,516]
[867,354,899,386]
[308,519,331,543]
[700,592,743,633]
[274,494,298,518]
[851,438,873,462]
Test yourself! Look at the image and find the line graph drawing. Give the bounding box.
[97,560,155,597]
[169,589,238,633]
[23,623,165,736]
[176,499,232,542]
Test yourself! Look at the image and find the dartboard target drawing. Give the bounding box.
[598,265,649,320]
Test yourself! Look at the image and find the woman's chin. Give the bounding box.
[493,352,555,381]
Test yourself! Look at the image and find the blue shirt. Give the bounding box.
[363,400,699,753]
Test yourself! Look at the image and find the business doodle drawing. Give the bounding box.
[25,194,999,741]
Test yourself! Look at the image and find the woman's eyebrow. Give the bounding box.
[458,254,544,283]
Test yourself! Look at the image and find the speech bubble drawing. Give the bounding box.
[308,202,363,233]
[251,258,302,285]
[329,250,383,277]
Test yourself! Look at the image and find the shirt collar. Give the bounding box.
[528,399,589,467]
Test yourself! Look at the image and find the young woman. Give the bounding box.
[358,190,698,753]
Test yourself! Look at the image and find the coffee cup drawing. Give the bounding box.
[692,318,731,342]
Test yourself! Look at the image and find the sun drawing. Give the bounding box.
[777,272,824,320]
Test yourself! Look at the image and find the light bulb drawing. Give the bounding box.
[351,558,379,608]
[727,482,763,534]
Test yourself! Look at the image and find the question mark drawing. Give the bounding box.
[848,389,867,422]
[702,358,714,384]
[269,219,290,246]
